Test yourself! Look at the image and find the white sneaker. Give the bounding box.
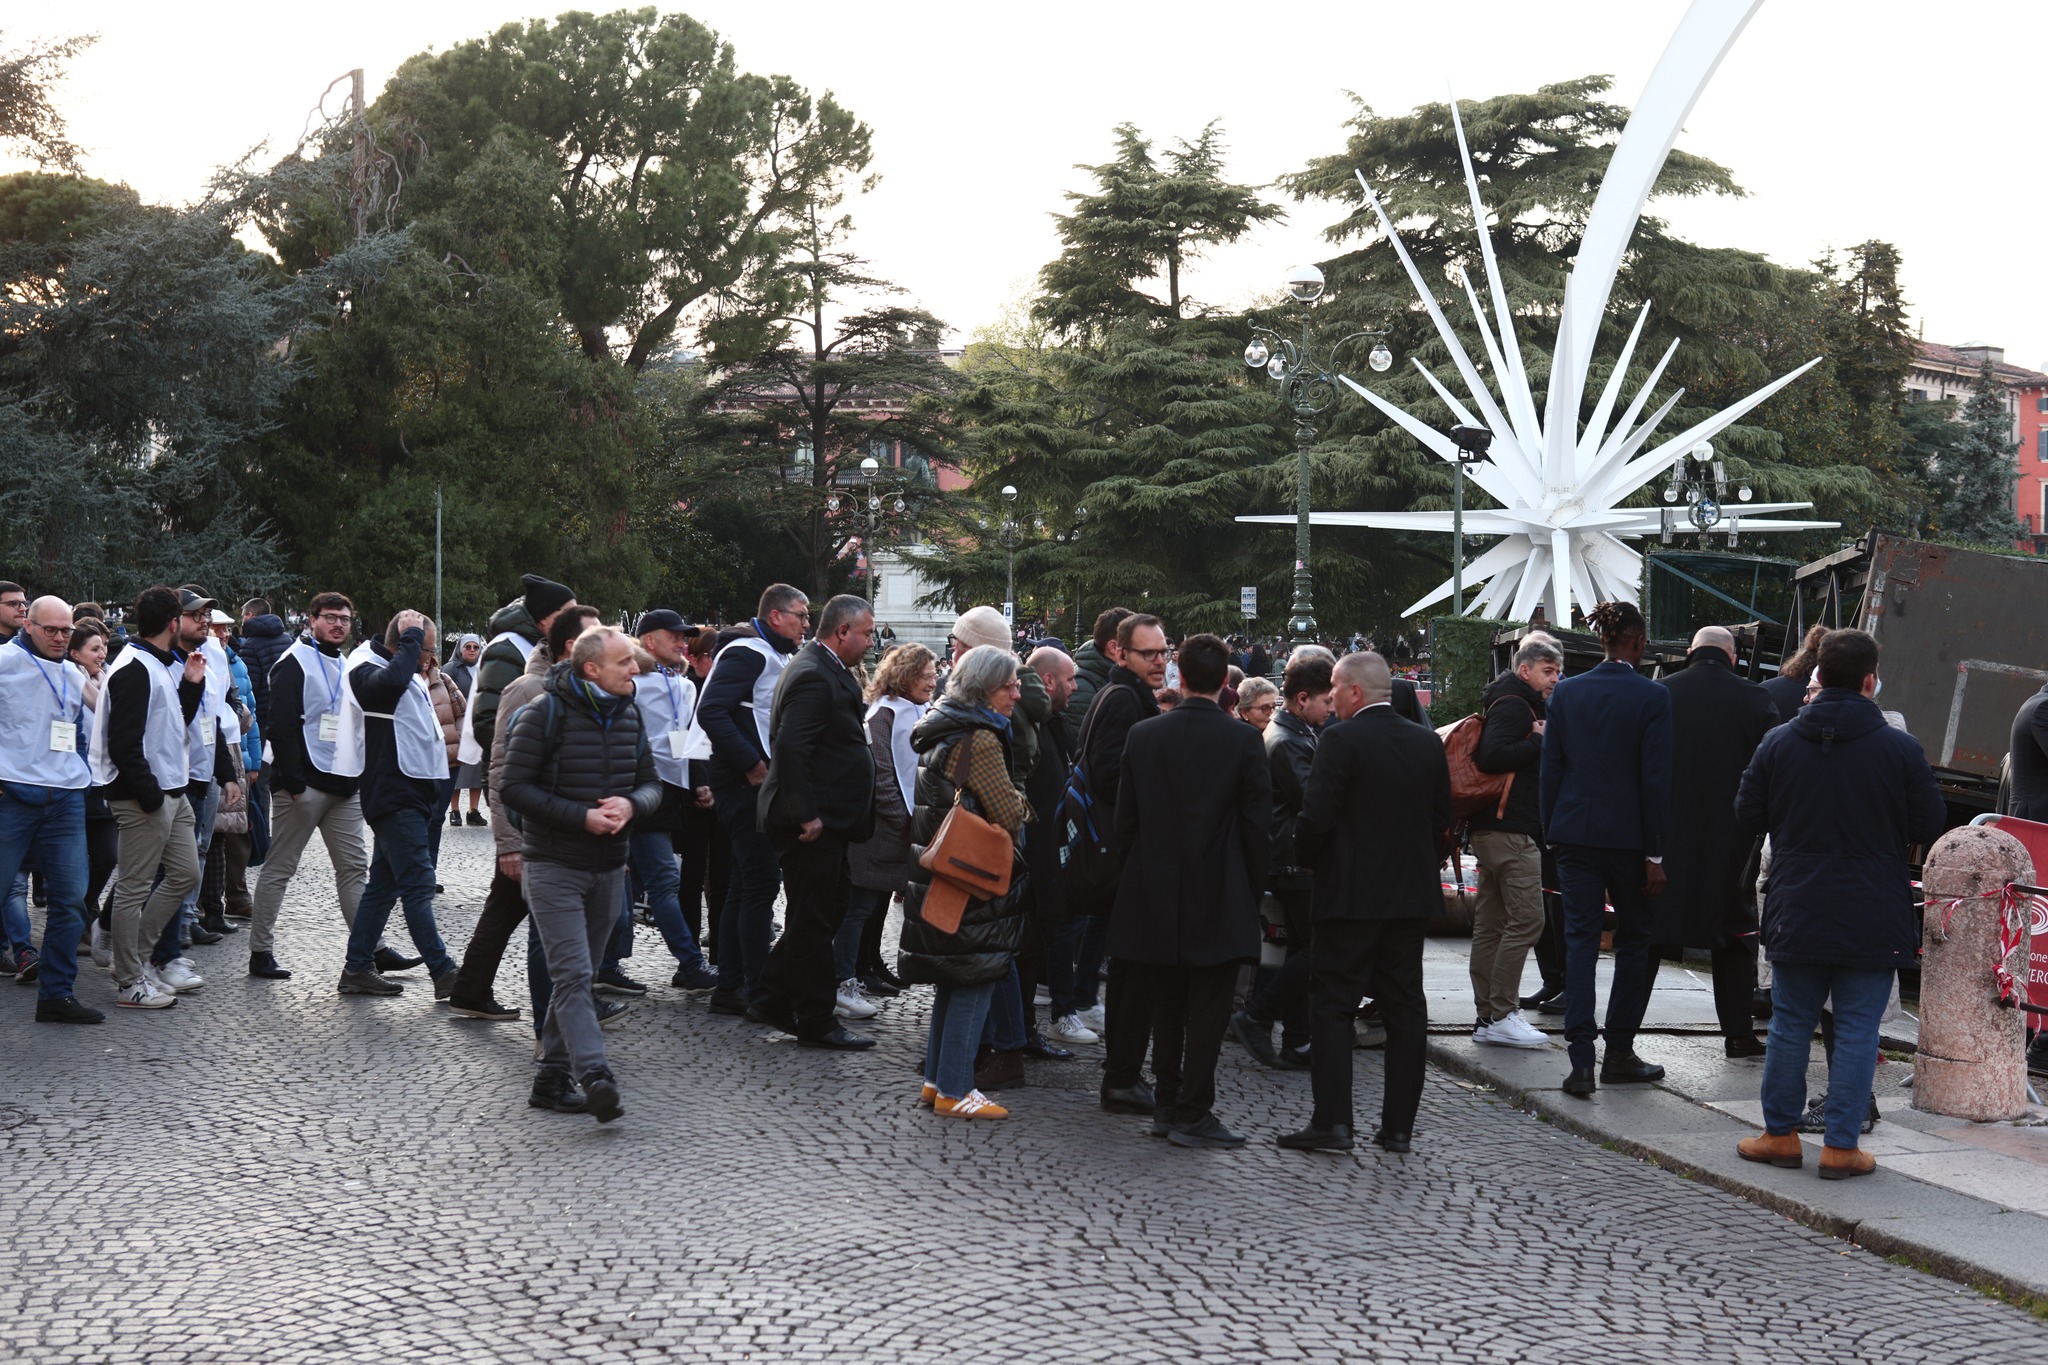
[834,979,878,1020]
[154,959,205,993]
[115,979,177,1009]
[89,922,110,968]
[1477,1010,1550,1050]
[1077,1004,1107,1032]
[1047,1012,1099,1045]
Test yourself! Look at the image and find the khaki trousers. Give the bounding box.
[249,786,369,955]
[1467,828,1545,1022]
[109,796,200,989]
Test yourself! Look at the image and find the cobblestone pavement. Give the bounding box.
[3,825,2045,1364]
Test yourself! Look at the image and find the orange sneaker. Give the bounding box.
[934,1089,1008,1120]
[1819,1145,1876,1180]
[1736,1131,1803,1168]
[919,1083,936,1108]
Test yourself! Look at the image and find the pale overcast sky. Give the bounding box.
[23,1,2048,368]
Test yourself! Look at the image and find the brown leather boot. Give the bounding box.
[1819,1145,1876,1180]
[1736,1131,1804,1168]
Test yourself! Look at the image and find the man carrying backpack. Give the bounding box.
[1467,636,1563,1049]
[499,626,663,1123]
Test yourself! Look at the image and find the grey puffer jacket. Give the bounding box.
[498,661,662,872]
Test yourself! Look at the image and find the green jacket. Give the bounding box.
[467,599,541,757]
[1009,664,1051,782]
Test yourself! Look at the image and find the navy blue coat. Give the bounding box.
[1540,659,1673,856]
[236,614,291,733]
[1734,689,1946,971]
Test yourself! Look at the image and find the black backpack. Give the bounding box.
[500,694,563,833]
[1057,683,1136,906]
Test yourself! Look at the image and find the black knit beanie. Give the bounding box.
[520,574,575,621]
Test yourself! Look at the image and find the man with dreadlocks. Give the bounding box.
[1539,601,1673,1098]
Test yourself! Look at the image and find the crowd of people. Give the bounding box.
[0,573,1944,1168]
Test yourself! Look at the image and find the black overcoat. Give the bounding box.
[1651,648,1781,947]
[1105,698,1271,966]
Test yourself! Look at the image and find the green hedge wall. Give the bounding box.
[1427,616,1524,722]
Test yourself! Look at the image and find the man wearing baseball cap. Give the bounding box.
[624,609,718,991]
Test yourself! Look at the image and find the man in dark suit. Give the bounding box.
[1107,633,1272,1149]
[753,594,877,1049]
[1652,627,1782,1057]
[1280,651,1451,1155]
[1540,600,1673,1097]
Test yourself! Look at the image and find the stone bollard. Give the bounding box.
[1914,825,2032,1121]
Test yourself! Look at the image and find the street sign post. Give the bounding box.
[1240,585,1257,619]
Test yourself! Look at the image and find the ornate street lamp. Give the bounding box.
[1244,263,1392,648]
[1660,440,1754,547]
[827,455,908,605]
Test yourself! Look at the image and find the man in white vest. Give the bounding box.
[0,596,101,1022]
[336,610,461,997]
[625,609,718,991]
[90,585,209,1010]
[248,590,385,981]
[152,586,239,965]
[694,583,808,1015]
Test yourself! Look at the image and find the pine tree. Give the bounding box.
[1942,360,2023,546]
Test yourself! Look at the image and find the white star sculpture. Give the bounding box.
[1239,0,1836,625]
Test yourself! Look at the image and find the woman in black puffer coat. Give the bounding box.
[900,645,1030,1120]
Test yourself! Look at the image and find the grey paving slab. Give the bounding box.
[2,824,2046,1363]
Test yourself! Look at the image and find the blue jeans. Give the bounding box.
[427,776,455,870]
[714,783,779,997]
[527,919,552,1039]
[924,980,998,1099]
[834,885,889,983]
[630,830,708,973]
[1555,843,1655,1070]
[601,874,633,974]
[1761,962,1893,1149]
[345,810,458,976]
[982,961,1028,1049]
[2,869,29,956]
[0,783,86,999]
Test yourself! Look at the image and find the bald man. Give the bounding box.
[1652,625,1782,1055]
[0,596,101,1020]
[1281,651,1450,1154]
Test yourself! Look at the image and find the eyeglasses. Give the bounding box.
[1244,701,1277,714]
[315,612,353,625]
[29,621,70,635]
[1127,647,1171,662]
[0,598,25,610]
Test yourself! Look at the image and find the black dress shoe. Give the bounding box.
[1150,1111,1173,1139]
[187,924,225,946]
[1372,1127,1412,1154]
[1021,1031,1075,1061]
[1277,1123,1354,1152]
[247,952,292,980]
[1229,1010,1280,1068]
[1724,1034,1766,1059]
[528,1069,586,1114]
[706,987,747,1015]
[374,947,424,974]
[1519,983,1564,1010]
[1751,989,1773,1022]
[745,1002,798,1034]
[1537,995,1568,1015]
[1100,1083,1156,1115]
[1600,1052,1666,1084]
[1168,1113,1247,1149]
[865,962,906,991]
[798,1024,876,1050]
[580,1066,624,1123]
[974,1048,1026,1092]
[1275,1044,1313,1071]
[858,974,901,999]
[200,912,239,936]
[34,995,105,1025]
[1562,1066,1597,1097]
[338,969,403,996]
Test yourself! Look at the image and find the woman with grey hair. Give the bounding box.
[1237,675,1279,732]
[900,644,1031,1119]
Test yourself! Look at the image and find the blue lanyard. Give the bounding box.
[662,667,682,724]
[18,636,73,722]
[313,645,342,712]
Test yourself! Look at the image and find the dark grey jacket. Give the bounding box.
[498,661,662,872]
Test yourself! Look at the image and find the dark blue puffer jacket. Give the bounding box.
[1734,689,1947,971]
[236,614,291,733]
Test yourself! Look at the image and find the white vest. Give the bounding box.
[287,638,356,777]
[0,639,90,790]
[708,636,789,757]
[184,637,234,782]
[89,644,188,792]
[633,667,699,788]
[867,695,923,813]
[334,641,450,782]
[455,630,537,766]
